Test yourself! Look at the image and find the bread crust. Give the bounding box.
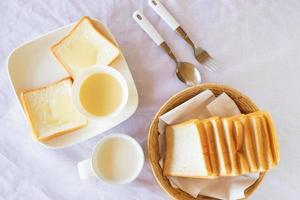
[38,123,87,142]
[163,126,174,176]
[163,119,214,178]
[249,116,268,171]
[196,121,212,176]
[238,116,258,172]
[20,92,39,140]
[222,118,239,176]
[203,120,219,177]
[51,16,120,77]
[20,77,88,142]
[263,112,280,165]
[260,117,275,168]
[210,117,231,175]
[237,152,250,174]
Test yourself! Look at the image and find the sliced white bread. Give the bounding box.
[238,116,258,172]
[222,117,239,176]
[51,16,120,77]
[232,119,254,174]
[21,78,87,141]
[263,112,280,165]
[259,116,276,169]
[248,114,268,171]
[250,112,279,169]
[163,111,279,178]
[233,112,279,174]
[164,119,212,178]
[203,120,219,176]
[209,117,231,176]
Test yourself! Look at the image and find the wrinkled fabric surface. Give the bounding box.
[0,0,299,199]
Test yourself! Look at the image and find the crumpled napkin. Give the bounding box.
[158,89,259,200]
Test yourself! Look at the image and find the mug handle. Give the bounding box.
[77,159,95,180]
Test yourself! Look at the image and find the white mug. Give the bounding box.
[77,134,144,184]
[72,65,128,121]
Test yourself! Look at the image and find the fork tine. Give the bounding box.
[204,59,219,72]
[205,64,216,72]
[196,51,219,72]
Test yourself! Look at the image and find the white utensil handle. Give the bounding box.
[132,10,164,45]
[77,159,94,180]
[148,0,179,30]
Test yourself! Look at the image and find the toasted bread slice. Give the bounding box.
[222,118,239,175]
[51,16,120,77]
[203,120,219,176]
[164,119,212,178]
[209,117,231,176]
[21,78,87,141]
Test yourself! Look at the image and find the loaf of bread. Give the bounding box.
[21,78,88,141]
[51,16,120,77]
[163,111,279,178]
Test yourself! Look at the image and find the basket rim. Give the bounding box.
[147,83,266,200]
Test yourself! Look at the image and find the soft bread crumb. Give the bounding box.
[21,77,87,141]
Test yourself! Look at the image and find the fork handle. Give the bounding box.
[148,0,179,30]
[175,26,196,48]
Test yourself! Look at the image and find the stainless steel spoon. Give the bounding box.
[133,10,201,86]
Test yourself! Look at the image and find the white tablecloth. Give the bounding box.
[0,0,299,199]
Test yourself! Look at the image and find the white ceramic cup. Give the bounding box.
[77,134,144,184]
[72,65,128,121]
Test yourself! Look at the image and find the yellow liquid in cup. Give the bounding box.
[79,73,122,116]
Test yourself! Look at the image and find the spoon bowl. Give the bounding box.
[159,42,202,86]
[176,62,201,86]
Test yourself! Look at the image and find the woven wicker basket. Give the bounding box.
[148,83,266,200]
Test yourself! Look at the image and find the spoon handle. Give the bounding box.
[133,10,177,62]
[132,10,164,45]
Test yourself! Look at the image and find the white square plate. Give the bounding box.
[7,19,139,149]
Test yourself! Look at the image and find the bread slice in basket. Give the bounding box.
[164,119,212,178]
[163,111,279,178]
[248,112,279,171]
[51,16,120,77]
[238,116,258,172]
[222,117,240,176]
[209,117,231,176]
[21,78,87,142]
[202,120,219,176]
[263,112,280,165]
